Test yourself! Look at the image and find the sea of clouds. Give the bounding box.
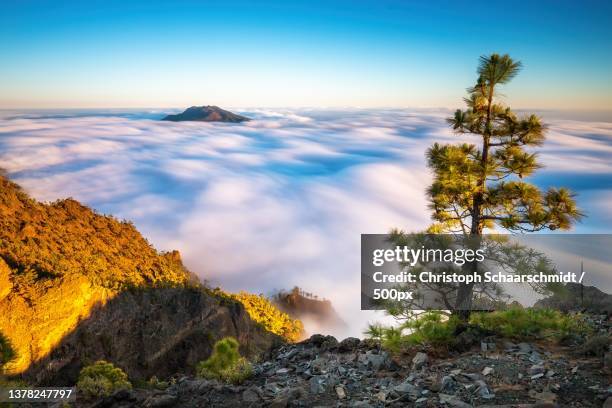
[0,108,610,337]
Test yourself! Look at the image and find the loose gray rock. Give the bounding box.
[412,352,429,369]
[338,337,361,352]
[309,375,326,394]
[529,364,545,375]
[439,375,458,393]
[143,394,177,408]
[439,393,473,407]
[242,386,262,402]
[474,380,495,399]
[482,366,494,376]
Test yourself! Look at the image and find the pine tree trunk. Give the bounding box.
[453,83,494,321]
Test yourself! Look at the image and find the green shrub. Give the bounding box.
[366,309,591,352]
[77,360,132,398]
[469,308,591,339]
[196,337,253,384]
[365,312,458,351]
[364,323,385,342]
[402,312,458,347]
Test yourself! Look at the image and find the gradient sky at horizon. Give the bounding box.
[1,0,612,109]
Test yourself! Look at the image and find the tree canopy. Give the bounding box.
[428,53,582,235]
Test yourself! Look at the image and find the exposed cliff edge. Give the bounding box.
[272,287,347,336]
[0,175,281,384]
[162,106,251,122]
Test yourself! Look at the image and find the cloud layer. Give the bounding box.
[1,108,610,336]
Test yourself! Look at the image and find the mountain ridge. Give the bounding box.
[0,175,283,383]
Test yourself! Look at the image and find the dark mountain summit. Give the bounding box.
[162,106,251,123]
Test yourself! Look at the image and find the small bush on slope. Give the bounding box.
[77,360,131,398]
[196,337,253,384]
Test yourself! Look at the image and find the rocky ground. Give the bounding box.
[84,316,612,408]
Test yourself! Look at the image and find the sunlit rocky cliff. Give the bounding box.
[0,175,288,384]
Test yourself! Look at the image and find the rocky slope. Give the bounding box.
[81,316,612,407]
[162,106,251,122]
[0,176,280,383]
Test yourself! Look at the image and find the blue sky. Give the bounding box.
[1,0,611,108]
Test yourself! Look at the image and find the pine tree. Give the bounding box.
[427,53,582,317]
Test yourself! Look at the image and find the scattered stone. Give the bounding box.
[529,364,545,375]
[416,397,428,405]
[309,375,326,394]
[103,314,611,407]
[375,390,387,402]
[474,380,495,399]
[394,380,417,396]
[143,394,177,408]
[264,382,281,395]
[533,391,557,403]
[351,401,373,408]
[504,341,517,350]
[439,375,458,393]
[269,396,289,408]
[363,351,388,371]
[461,373,481,381]
[605,352,612,374]
[412,352,429,369]
[242,386,262,402]
[439,393,473,407]
[529,351,543,363]
[481,341,496,352]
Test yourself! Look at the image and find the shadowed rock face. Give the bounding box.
[24,286,281,385]
[162,106,251,122]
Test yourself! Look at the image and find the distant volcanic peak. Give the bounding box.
[162,105,251,123]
